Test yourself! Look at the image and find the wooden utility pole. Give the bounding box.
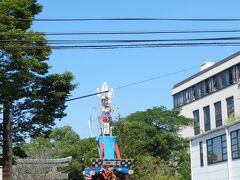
[2,101,12,180]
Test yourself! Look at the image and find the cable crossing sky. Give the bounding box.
[66,65,199,102]
[2,17,240,22]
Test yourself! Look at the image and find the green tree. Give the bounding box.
[49,126,85,180]
[20,126,98,180]
[50,127,98,180]
[131,155,180,180]
[113,106,192,180]
[0,0,76,178]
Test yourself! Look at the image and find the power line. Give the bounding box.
[66,66,199,102]
[115,66,199,90]
[66,91,109,102]
[2,29,240,36]
[3,17,240,22]
[1,42,240,50]
[2,36,240,44]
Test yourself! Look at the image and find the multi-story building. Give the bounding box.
[0,152,2,180]
[172,51,240,180]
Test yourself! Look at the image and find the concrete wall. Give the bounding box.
[173,53,240,180]
[229,124,240,180]
[172,53,240,138]
[191,128,228,180]
[180,83,240,138]
[191,122,240,180]
[0,166,2,180]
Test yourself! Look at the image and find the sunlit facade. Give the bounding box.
[172,51,240,180]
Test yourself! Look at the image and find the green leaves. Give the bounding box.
[8,71,76,140]
[0,0,77,143]
[126,106,193,133]
[131,155,180,180]
[0,0,42,30]
[113,106,192,179]
[17,126,98,180]
[15,106,193,180]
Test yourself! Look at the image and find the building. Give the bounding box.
[13,156,72,179]
[172,51,240,180]
[0,153,2,180]
[0,156,71,180]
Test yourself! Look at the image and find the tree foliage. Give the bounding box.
[113,106,192,180]
[131,155,180,180]
[0,0,76,144]
[16,107,193,180]
[19,126,98,180]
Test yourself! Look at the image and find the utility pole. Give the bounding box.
[2,101,12,180]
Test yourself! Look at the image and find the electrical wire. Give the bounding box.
[3,18,240,22]
[1,42,240,50]
[66,91,109,101]
[66,65,199,102]
[114,66,199,90]
[1,36,240,44]
[2,29,240,36]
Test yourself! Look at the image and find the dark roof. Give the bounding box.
[173,51,240,89]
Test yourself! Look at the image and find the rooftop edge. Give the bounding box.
[173,51,240,89]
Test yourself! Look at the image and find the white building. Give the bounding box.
[0,155,2,180]
[0,151,2,180]
[172,51,240,180]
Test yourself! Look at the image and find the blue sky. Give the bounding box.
[33,0,240,138]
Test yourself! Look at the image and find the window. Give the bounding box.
[221,70,230,87]
[238,64,240,80]
[0,154,2,166]
[185,88,192,103]
[173,63,240,109]
[231,130,240,159]
[207,134,227,164]
[194,84,199,99]
[208,77,214,93]
[199,81,206,97]
[233,65,238,83]
[173,94,177,108]
[213,75,217,90]
[230,67,234,84]
[191,86,196,100]
[205,79,210,94]
[226,96,234,117]
[229,66,237,84]
[199,141,204,166]
[193,110,200,135]
[214,101,222,127]
[179,91,184,106]
[216,74,222,90]
[189,88,193,102]
[204,106,211,131]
